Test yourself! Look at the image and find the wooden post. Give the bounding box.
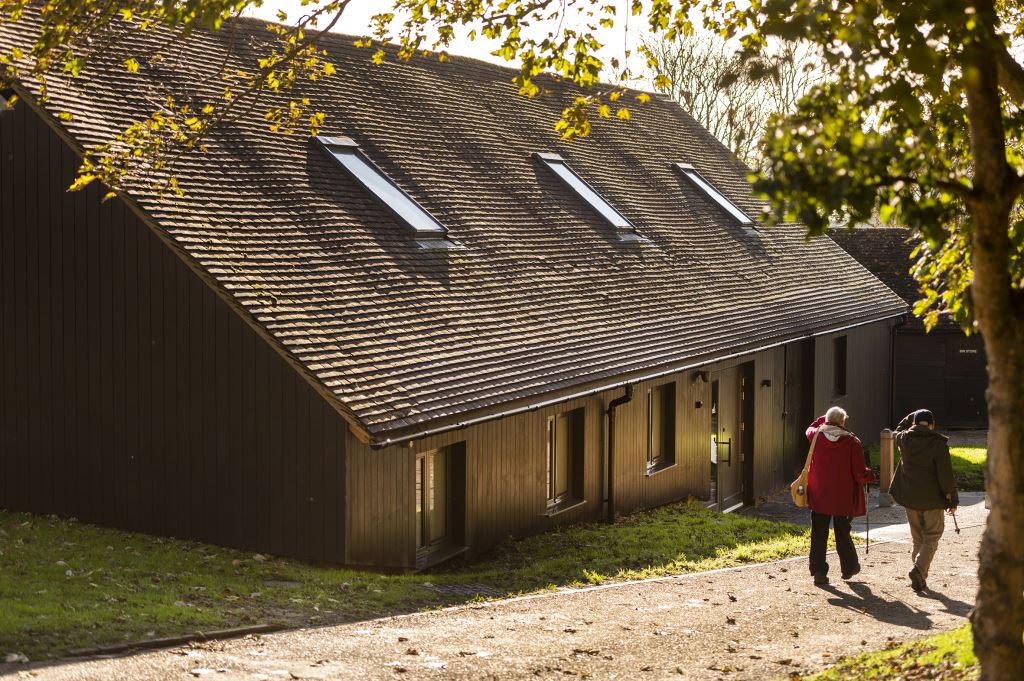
[878,428,894,507]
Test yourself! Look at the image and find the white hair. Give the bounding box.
[826,406,848,425]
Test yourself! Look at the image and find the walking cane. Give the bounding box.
[865,485,870,555]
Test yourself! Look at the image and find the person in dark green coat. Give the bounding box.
[890,409,959,593]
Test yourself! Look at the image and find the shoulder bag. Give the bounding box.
[790,428,822,508]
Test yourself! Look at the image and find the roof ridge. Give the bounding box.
[226,13,668,98]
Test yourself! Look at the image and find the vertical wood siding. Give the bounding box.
[346,327,890,568]
[0,103,347,563]
[813,322,894,446]
[893,332,987,429]
[348,324,891,568]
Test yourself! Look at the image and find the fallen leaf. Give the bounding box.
[726,617,736,625]
[189,670,215,677]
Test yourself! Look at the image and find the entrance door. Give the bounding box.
[783,339,816,481]
[712,367,744,511]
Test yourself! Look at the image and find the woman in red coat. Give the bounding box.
[805,406,875,585]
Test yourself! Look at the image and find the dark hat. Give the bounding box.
[913,409,934,426]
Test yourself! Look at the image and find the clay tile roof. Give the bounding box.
[1,17,907,439]
[827,227,950,332]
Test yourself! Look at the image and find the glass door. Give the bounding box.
[416,448,449,554]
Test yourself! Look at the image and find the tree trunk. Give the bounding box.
[969,207,1024,681]
[962,5,1024,676]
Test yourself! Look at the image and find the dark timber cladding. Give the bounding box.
[0,102,347,563]
[0,14,908,570]
[828,227,988,428]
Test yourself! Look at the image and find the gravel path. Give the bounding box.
[4,495,985,681]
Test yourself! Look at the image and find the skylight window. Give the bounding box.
[534,152,644,242]
[314,136,456,246]
[674,162,756,228]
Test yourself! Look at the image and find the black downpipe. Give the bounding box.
[605,385,634,524]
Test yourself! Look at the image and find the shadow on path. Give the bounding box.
[917,587,973,618]
[817,582,940,630]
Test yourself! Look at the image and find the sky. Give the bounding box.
[247,0,653,72]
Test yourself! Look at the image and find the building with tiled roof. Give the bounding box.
[828,228,988,430]
[0,17,906,567]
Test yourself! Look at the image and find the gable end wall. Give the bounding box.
[0,102,347,563]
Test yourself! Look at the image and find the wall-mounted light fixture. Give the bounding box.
[695,400,704,409]
[693,370,710,384]
[761,379,772,388]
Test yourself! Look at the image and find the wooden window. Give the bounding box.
[648,383,676,470]
[833,335,848,396]
[416,447,450,552]
[546,409,584,507]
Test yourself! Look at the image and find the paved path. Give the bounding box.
[4,495,985,681]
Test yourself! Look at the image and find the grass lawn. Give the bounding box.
[0,500,814,660]
[807,624,977,679]
[868,445,986,491]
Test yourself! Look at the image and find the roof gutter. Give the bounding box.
[369,310,906,449]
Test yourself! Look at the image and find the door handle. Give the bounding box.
[718,439,732,466]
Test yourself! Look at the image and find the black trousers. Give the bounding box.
[809,511,860,576]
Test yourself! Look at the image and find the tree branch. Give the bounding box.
[994,41,1024,105]
[880,174,974,202]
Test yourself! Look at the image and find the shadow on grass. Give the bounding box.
[0,501,810,664]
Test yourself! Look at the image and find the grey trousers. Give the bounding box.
[907,508,945,578]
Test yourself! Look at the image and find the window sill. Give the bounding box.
[646,461,677,477]
[415,544,469,571]
[540,498,587,517]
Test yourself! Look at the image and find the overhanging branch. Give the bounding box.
[994,42,1024,105]
[881,174,974,202]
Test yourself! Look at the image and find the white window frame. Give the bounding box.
[534,152,645,242]
[314,136,459,247]
[674,162,757,229]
